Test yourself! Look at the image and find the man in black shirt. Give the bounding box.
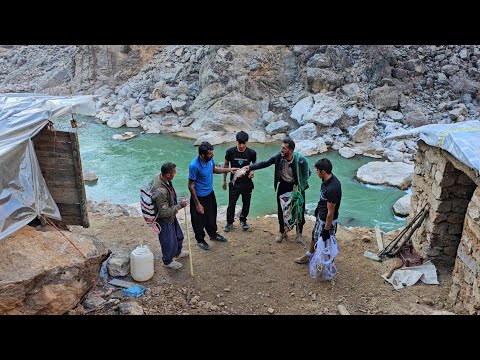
[295,158,342,264]
[223,131,257,232]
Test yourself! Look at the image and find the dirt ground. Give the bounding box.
[71,213,455,315]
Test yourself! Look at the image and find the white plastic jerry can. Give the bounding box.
[130,244,154,282]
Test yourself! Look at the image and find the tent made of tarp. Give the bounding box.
[386,120,480,176]
[0,93,96,241]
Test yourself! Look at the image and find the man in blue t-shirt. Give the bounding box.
[188,141,238,250]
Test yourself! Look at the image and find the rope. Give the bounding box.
[45,217,87,259]
[150,213,162,235]
[290,185,304,226]
[289,152,306,228]
[44,217,100,296]
[438,127,480,147]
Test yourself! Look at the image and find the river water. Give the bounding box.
[69,116,406,232]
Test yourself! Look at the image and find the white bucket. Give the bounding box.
[130,245,154,282]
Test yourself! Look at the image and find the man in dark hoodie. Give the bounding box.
[243,138,310,243]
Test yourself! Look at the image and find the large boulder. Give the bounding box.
[348,121,375,143]
[369,85,399,111]
[265,120,289,135]
[0,226,109,314]
[340,83,364,102]
[288,123,318,140]
[301,93,344,127]
[393,194,411,217]
[356,161,414,190]
[106,110,127,128]
[291,96,314,124]
[306,68,345,92]
[295,138,328,156]
[190,92,263,133]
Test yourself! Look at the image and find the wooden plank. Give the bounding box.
[35,149,74,160]
[35,128,71,140]
[50,189,80,203]
[41,169,77,179]
[57,203,82,217]
[58,216,83,225]
[41,178,78,188]
[70,132,89,228]
[33,127,89,228]
[34,142,73,152]
[37,156,74,168]
[35,135,72,144]
[375,224,384,251]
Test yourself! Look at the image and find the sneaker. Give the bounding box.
[295,253,312,264]
[163,260,183,269]
[175,250,189,259]
[275,232,287,243]
[224,223,233,232]
[240,221,249,231]
[197,241,210,250]
[210,234,228,242]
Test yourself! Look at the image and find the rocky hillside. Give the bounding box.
[1,45,479,161]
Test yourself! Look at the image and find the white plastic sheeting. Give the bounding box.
[386,120,480,175]
[0,93,96,241]
[382,260,439,290]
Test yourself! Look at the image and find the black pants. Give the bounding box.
[226,180,253,224]
[190,191,218,243]
[277,180,306,234]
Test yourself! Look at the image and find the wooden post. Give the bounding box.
[375,224,384,251]
[70,131,89,228]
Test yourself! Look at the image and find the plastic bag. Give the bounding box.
[279,191,294,231]
[123,285,146,297]
[309,233,339,281]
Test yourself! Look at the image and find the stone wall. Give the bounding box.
[449,187,480,314]
[410,140,480,314]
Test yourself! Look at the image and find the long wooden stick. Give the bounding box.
[379,204,427,257]
[391,209,429,255]
[184,206,194,276]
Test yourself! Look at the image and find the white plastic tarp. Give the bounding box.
[386,120,480,175]
[0,93,96,241]
[381,260,439,290]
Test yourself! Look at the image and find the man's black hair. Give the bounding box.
[161,162,177,176]
[315,158,332,174]
[236,131,249,144]
[283,137,295,151]
[199,141,214,156]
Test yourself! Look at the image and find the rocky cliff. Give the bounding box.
[1,45,479,160]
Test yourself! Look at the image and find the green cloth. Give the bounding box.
[293,152,310,192]
[290,152,310,225]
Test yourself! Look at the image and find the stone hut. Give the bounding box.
[404,122,480,314]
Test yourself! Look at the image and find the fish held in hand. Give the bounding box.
[231,167,247,185]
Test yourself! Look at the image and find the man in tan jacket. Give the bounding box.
[151,162,189,270]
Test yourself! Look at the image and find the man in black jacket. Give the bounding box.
[243,138,310,243]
